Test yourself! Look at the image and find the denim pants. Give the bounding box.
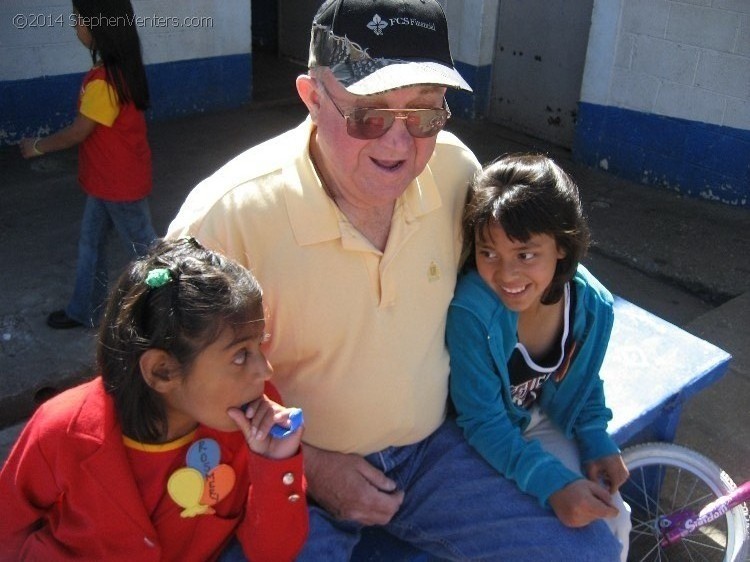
[65,195,156,327]
[297,418,622,561]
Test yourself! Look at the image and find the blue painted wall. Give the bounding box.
[447,61,492,120]
[1,54,251,144]
[574,103,750,207]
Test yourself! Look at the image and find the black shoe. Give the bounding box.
[47,310,84,329]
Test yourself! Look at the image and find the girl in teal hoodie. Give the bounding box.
[447,153,631,560]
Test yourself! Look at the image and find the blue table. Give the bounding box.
[603,297,732,446]
[352,297,733,561]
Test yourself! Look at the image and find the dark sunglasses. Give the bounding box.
[320,83,451,140]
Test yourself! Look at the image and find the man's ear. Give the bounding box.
[297,74,322,122]
[140,349,180,393]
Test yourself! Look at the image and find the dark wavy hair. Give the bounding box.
[72,0,150,109]
[460,153,590,304]
[97,237,263,442]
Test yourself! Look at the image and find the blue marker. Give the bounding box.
[269,408,304,439]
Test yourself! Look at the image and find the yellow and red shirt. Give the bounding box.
[78,65,152,201]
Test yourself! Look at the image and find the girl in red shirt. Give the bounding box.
[20,0,156,330]
[0,237,308,561]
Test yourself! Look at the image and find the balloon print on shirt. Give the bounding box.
[167,438,236,518]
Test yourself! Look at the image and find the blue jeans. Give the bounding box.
[298,418,622,561]
[217,538,245,562]
[66,196,156,327]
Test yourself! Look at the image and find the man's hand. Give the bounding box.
[303,443,404,525]
[548,479,620,528]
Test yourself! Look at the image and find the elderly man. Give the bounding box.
[168,0,622,559]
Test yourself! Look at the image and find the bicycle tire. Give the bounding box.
[621,442,749,562]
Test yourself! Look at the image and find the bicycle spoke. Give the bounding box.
[630,523,657,537]
[674,536,712,562]
[632,538,663,562]
[680,535,727,553]
[672,471,717,513]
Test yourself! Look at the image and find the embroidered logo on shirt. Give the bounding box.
[167,438,236,518]
[428,261,441,282]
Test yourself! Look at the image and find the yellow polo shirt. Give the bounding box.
[168,119,479,455]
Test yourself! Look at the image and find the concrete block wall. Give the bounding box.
[0,0,251,145]
[575,0,750,207]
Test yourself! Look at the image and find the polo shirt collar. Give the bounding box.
[285,118,443,247]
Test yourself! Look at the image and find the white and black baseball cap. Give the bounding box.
[308,0,472,95]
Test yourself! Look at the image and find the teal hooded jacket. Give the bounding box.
[447,265,620,506]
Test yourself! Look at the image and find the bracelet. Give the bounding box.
[32,137,44,156]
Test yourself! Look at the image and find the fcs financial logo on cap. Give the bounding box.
[366,14,388,35]
[309,0,472,95]
[366,14,437,36]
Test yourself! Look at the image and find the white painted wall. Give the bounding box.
[582,0,750,130]
[441,0,499,68]
[0,0,251,81]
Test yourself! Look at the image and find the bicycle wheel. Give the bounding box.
[621,442,749,562]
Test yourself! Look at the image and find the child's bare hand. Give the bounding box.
[548,479,620,527]
[227,395,302,460]
[586,453,629,493]
[19,138,40,159]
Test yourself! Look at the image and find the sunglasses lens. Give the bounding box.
[346,108,450,140]
[406,110,449,138]
[347,109,395,140]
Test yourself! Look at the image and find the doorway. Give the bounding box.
[488,0,594,148]
[278,0,321,64]
[251,0,308,104]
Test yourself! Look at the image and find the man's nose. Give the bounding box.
[379,114,413,146]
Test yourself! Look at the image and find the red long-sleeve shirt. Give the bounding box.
[0,377,307,561]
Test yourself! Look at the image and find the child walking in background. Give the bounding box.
[447,153,631,560]
[20,0,156,329]
[0,237,308,562]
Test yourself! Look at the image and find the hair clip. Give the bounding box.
[145,268,172,288]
